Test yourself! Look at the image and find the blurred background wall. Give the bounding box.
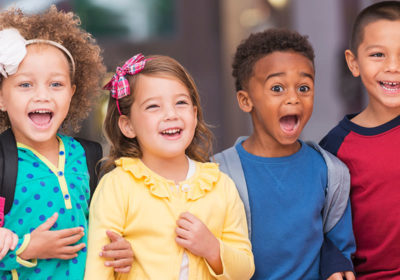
[0,0,383,153]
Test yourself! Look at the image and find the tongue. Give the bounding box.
[280,115,297,132]
[29,113,51,126]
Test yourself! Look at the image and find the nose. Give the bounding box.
[285,88,300,105]
[163,104,178,120]
[385,55,400,73]
[32,85,51,102]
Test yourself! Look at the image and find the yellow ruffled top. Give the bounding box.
[115,157,220,201]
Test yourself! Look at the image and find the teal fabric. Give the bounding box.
[0,134,90,280]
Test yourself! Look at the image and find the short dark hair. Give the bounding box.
[232,28,315,91]
[350,1,400,56]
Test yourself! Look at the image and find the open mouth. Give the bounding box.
[160,128,182,136]
[379,81,400,92]
[279,115,300,134]
[28,110,53,127]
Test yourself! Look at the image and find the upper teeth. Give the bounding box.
[381,81,399,86]
[32,110,51,114]
[162,129,180,134]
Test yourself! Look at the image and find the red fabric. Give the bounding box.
[336,125,400,279]
[0,196,4,227]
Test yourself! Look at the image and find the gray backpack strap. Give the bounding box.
[307,141,351,233]
[212,146,251,237]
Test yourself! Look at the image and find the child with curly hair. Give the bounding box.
[0,6,133,280]
[84,54,254,279]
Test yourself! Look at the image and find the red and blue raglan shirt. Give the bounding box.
[320,114,400,280]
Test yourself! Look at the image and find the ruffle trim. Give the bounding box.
[115,157,220,201]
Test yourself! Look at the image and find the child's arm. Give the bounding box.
[100,230,134,273]
[176,212,223,274]
[176,175,254,280]
[321,236,355,280]
[18,212,86,260]
[0,228,18,260]
[0,212,85,271]
[84,173,129,280]
[323,202,356,278]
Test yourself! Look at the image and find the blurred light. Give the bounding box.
[240,8,270,28]
[268,0,288,9]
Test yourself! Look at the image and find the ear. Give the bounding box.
[71,84,76,96]
[236,90,253,113]
[345,49,360,77]
[193,106,198,127]
[0,88,6,112]
[118,115,136,138]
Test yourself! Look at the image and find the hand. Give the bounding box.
[18,213,86,260]
[175,212,222,274]
[327,271,355,280]
[100,230,134,273]
[0,228,18,259]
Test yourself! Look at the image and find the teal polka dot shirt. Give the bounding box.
[0,135,90,280]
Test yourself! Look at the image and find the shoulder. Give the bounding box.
[319,116,352,156]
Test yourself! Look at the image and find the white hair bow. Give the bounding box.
[0,28,27,78]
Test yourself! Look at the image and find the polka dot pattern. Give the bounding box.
[1,135,91,280]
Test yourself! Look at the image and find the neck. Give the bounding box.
[141,153,189,183]
[242,133,301,158]
[351,103,400,127]
[14,133,60,167]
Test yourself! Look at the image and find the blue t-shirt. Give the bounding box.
[0,135,90,280]
[236,140,327,279]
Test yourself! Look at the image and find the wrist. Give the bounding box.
[204,237,220,263]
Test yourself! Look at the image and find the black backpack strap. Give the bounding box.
[0,128,18,215]
[74,137,103,202]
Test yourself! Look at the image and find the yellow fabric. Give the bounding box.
[15,234,37,268]
[85,158,254,280]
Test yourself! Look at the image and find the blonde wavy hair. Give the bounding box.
[0,5,105,133]
[102,55,213,173]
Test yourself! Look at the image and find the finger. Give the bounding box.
[175,236,190,249]
[0,235,11,259]
[11,233,18,251]
[176,218,193,230]
[344,271,355,280]
[106,230,122,243]
[53,226,84,239]
[35,212,58,231]
[104,258,133,269]
[179,212,196,223]
[59,231,85,246]
[175,227,190,239]
[57,253,79,260]
[100,249,133,259]
[327,273,341,280]
[114,266,132,274]
[59,243,86,255]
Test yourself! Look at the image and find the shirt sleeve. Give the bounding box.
[205,176,255,280]
[322,202,356,277]
[84,172,128,280]
[0,233,37,271]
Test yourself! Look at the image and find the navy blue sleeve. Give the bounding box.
[320,236,354,279]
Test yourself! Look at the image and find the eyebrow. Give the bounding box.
[265,72,314,82]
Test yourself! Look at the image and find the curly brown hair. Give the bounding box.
[0,5,105,133]
[102,55,213,173]
[232,28,315,92]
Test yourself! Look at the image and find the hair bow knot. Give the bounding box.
[103,53,148,100]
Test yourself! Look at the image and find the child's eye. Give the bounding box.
[176,100,189,105]
[370,52,384,58]
[18,82,31,88]
[271,85,284,92]
[50,82,63,87]
[145,104,159,110]
[298,85,310,93]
